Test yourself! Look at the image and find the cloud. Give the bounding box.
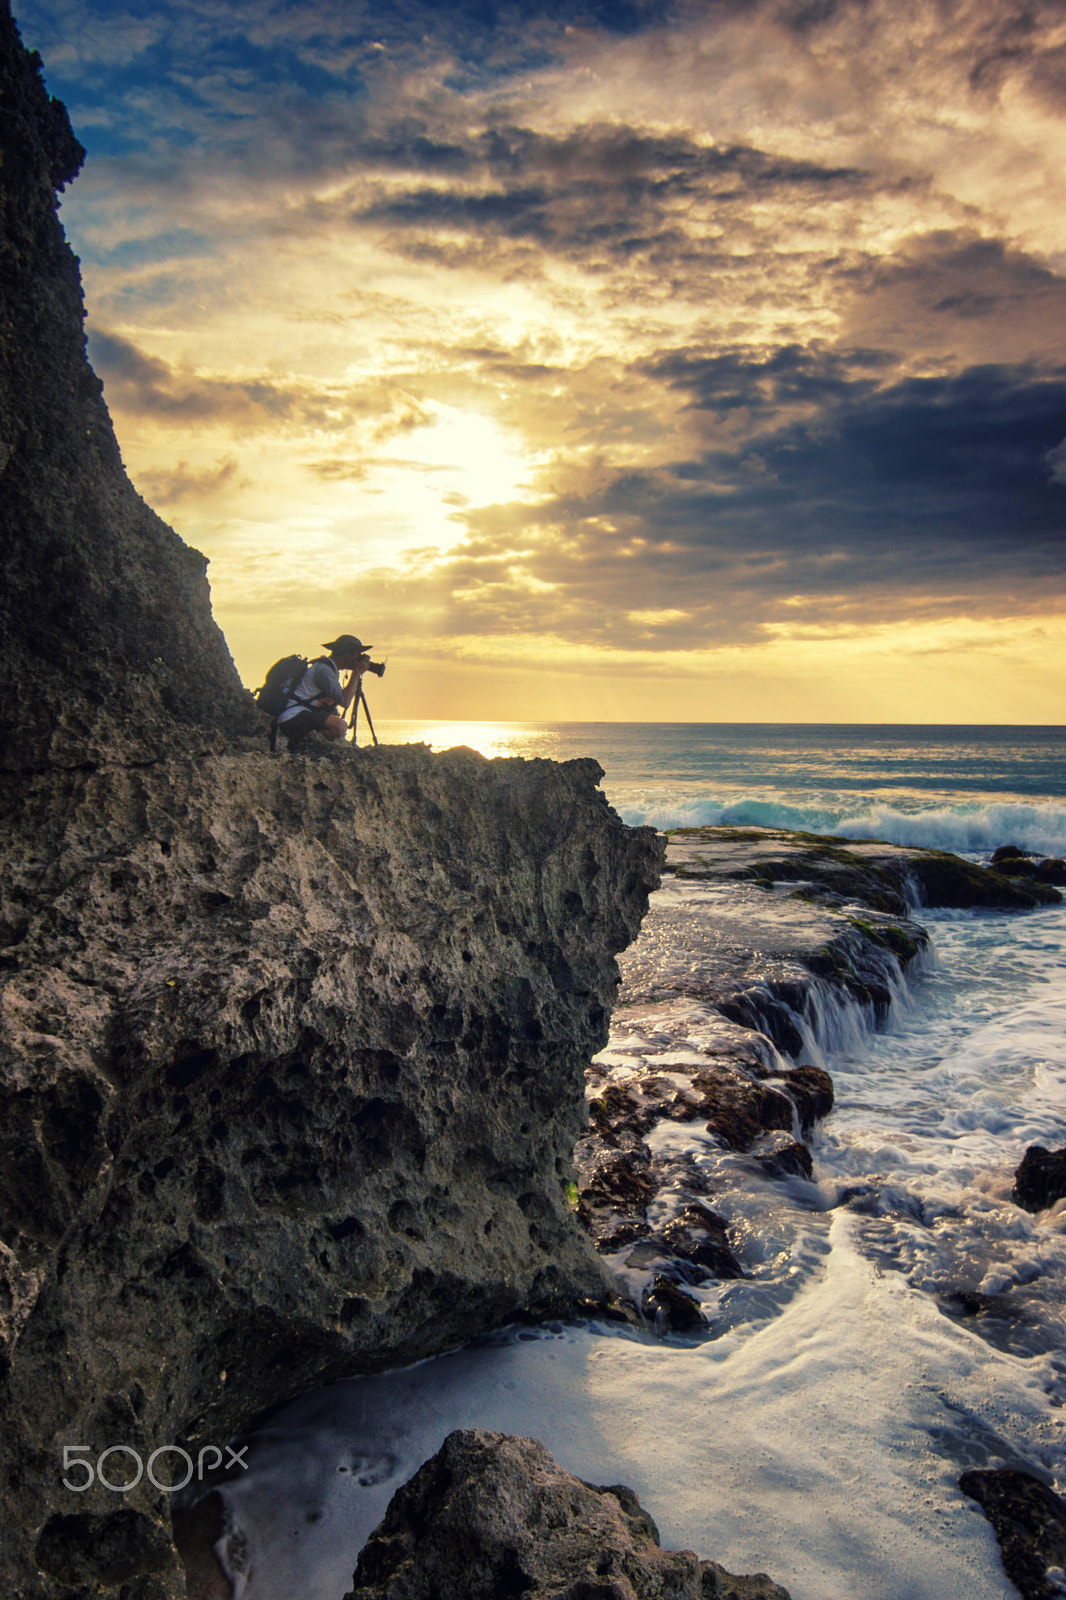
[88,330,295,421]
[136,455,242,504]
[1045,439,1066,486]
[19,0,1066,708]
[389,358,1066,652]
[839,230,1066,367]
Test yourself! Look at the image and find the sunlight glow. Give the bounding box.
[396,402,541,511]
[392,720,530,758]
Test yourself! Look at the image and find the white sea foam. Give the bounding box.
[216,1218,1045,1600]
[615,793,1066,860]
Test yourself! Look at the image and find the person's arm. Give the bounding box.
[341,656,372,710]
[311,660,344,706]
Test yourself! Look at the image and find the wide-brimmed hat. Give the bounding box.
[323,634,371,655]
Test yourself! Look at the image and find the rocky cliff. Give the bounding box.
[0,7,664,1595]
[0,0,257,772]
[1,746,661,1598]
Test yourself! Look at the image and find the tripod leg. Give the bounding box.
[347,672,362,743]
[360,689,379,746]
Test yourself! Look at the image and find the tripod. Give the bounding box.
[347,675,379,746]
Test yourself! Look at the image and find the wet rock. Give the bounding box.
[1013,1146,1066,1213]
[910,852,1061,908]
[754,1142,814,1181]
[345,1430,790,1600]
[719,990,806,1059]
[989,850,1066,889]
[575,1142,656,1252]
[660,1204,747,1280]
[642,1273,706,1330]
[775,1065,834,1131]
[996,856,1043,879]
[171,1492,232,1600]
[665,827,1061,911]
[959,1469,1066,1600]
[692,1065,779,1151]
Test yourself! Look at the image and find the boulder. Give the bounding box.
[345,1429,791,1600]
[1013,1146,1066,1213]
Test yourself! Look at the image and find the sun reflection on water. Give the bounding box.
[377,720,561,761]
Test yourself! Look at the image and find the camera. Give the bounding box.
[364,660,386,679]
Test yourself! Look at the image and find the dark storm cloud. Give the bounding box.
[644,344,900,420]
[356,128,866,259]
[839,231,1066,366]
[639,360,1066,573]
[415,360,1066,649]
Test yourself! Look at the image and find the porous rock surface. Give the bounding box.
[960,1469,1066,1600]
[0,744,662,1597]
[345,1429,791,1600]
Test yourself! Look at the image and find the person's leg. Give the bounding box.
[281,708,324,749]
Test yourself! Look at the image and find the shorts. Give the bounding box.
[280,705,333,747]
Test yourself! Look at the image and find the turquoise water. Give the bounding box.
[376,721,1066,855]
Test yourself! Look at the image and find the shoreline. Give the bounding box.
[193,827,1066,1600]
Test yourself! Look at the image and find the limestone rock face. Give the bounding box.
[346,1428,791,1600]
[0,0,257,773]
[0,744,663,1597]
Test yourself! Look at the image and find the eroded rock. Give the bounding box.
[0,747,662,1598]
[344,1429,791,1600]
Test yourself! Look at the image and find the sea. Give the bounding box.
[215,724,1066,1600]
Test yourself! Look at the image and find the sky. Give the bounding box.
[14,0,1066,721]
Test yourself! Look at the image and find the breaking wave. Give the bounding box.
[616,794,1066,859]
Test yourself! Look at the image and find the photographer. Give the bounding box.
[276,633,382,751]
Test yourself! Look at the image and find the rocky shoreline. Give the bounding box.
[3,3,1065,1594]
[575,825,1064,1332]
[0,743,663,1598]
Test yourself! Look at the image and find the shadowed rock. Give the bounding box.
[960,1469,1066,1600]
[0,0,256,773]
[1,744,662,1598]
[1013,1146,1066,1213]
[0,13,667,1593]
[345,1429,791,1600]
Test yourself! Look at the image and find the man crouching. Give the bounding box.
[276,633,372,751]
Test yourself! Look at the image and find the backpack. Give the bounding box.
[254,654,308,721]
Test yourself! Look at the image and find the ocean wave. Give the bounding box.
[614,794,1066,858]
